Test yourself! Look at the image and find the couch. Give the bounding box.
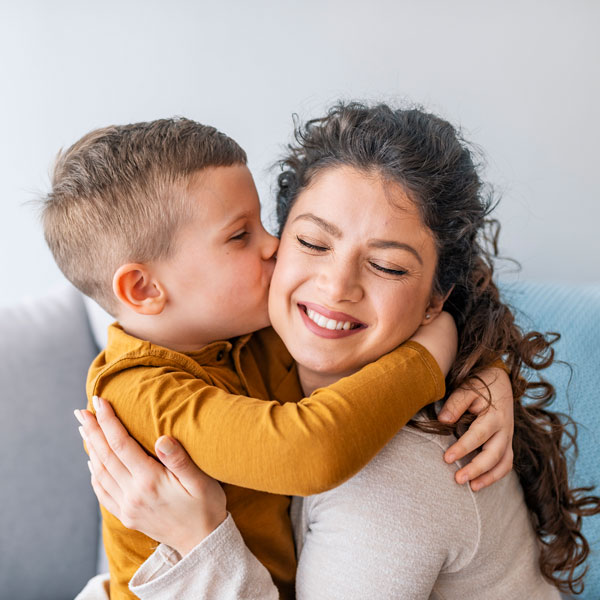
[0,281,598,599]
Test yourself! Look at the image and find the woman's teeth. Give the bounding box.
[306,307,358,331]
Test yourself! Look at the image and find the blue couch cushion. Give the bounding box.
[504,281,600,598]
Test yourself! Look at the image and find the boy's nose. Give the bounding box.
[262,231,279,260]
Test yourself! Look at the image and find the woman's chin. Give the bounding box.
[294,352,365,382]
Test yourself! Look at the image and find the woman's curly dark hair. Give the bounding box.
[275,101,600,595]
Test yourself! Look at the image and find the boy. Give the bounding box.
[43,118,454,599]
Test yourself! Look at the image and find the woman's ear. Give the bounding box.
[112,264,167,315]
[421,285,454,326]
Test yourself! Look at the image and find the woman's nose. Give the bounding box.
[316,260,363,303]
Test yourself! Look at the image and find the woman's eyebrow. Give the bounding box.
[368,239,423,265]
[292,213,342,238]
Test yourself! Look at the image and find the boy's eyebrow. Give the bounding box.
[292,213,342,238]
[221,211,251,229]
[292,212,423,264]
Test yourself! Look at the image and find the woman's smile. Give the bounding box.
[298,302,366,338]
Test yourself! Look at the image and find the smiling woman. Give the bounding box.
[269,166,443,390]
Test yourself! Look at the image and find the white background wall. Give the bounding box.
[1,0,598,308]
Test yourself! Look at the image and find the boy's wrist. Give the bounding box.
[409,312,457,376]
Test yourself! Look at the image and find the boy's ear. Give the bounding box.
[112,264,167,315]
[421,285,454,326]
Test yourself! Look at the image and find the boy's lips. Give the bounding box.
[297,302,366,339]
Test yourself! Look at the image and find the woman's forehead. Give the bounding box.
[292,166,424,229]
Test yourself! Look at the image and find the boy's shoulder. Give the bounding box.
[85,322,220,400]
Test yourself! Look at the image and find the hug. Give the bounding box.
[8,101,600,598]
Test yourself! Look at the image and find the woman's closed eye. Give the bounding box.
[369,262,408,277]
[296,235,328,252]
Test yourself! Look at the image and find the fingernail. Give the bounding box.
[438,410,452,423]
[156,436,176,455]
[87,460,93,474]
[92,396,100,412]
[457,473,468,485]
[445,453,456,463]
[74,409,85,425]
[78,426,87,441]
[471,482,480,492]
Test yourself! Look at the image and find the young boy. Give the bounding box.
[43,118,457,599]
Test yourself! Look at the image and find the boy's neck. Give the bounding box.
[117,316,210,353]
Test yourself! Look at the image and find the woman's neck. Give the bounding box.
[297,364,356,396]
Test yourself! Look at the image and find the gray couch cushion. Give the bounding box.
[0,285,100,600]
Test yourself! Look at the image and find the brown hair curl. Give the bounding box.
[275,101,600,594]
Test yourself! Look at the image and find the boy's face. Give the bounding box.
[153,165,278,349]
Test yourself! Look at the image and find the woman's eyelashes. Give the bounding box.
[369,262,408,277]
[296,235,328,252]
[296,235,409,278]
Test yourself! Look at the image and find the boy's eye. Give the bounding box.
[296,236,328,252]
[369,262,407,277]
[229,230,249,242]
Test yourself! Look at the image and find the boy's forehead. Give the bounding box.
[186,165,261,221]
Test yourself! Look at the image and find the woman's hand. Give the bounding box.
[75,396,227,556]
[438,368,514,491]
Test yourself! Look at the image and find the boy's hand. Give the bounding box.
[440,367,514,491]
[410,311,457,376]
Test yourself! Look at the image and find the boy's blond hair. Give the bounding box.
[42,118,246,315]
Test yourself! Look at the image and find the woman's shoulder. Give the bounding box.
[293,428,481,584]
[302,427,479,536]
[296,427,557,596]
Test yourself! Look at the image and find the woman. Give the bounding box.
[81,103,599,597]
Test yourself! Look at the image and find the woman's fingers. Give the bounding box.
[155,436,216,497]
[86,434,125,504]
[89,465,122,520]
[92,396,157,475]
[76,407,131,482]
[452,431,512,484]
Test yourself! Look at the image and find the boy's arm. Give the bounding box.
[93,336,447,496]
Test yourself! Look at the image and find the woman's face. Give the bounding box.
[268,165,440,389]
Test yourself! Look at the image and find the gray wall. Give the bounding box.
[1,0,598,307]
